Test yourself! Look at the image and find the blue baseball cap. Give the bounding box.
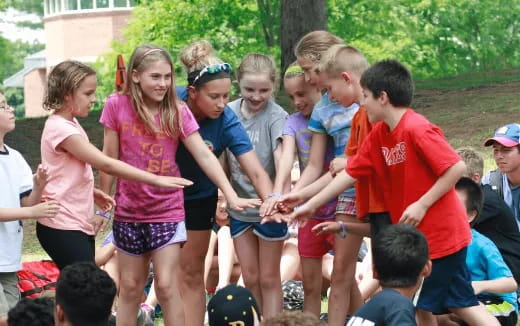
[484,123,520,147]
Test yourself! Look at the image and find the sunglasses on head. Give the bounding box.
[192,63,231,85]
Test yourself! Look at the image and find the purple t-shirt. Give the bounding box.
[100,94,199,223]
[283,112,336,219]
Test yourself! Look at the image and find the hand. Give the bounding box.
[471,281,484,295]
[30,200,60,219]
[90,214,108,235]
[277,192,305,214]
[93,188,116,212]
[329,158,347,177]
[227,196,262,211]
[312,221,341,235]
[398,200,428,226]
[154,176,193,188]
[33,164,50,191]
[260,212,290,224]
[259,196,281,217]
[286,203,316,227]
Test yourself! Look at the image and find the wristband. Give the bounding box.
[337,221,347,238]
[95,210,112,220]
[267,193,282,199]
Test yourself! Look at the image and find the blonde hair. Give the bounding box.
[237,53,276,84]
[283,61,305,80]
[124,44,182,138]
[294,30,343,63]
[180,40,223,74]
[43,60,96,111]
[319,44,369,78]
[456,147,484,177]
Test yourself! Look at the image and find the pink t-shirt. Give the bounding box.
[39,115,95,235]
[100,94,199,223]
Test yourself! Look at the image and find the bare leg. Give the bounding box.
[204,231,218,288]
[301,257,323,317]
[116,253,150,326]
[216,226,236,290]
[180,230,212,326]
[233,229,261,310]
[450,305,500,326]
[258,237,284,318]
[280,238,300,282]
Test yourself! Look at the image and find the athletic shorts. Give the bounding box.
[417,247,479,314]
[298,218,335,258]
[113,221,186,256]
[335,195,357,216]
[230,217,289,241]
[184,194,218,231]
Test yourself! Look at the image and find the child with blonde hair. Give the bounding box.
[226,53,288,318]
[176,40,271,326]
[37,60,187,272]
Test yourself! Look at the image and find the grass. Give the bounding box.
[5,69,520,323]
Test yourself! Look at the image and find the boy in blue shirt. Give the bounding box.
[455,177,518,326]
[347,224,431,326]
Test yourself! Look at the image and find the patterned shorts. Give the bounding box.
[335,195,357,216]
[113,220,186,256]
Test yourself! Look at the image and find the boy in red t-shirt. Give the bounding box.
[282,60,499,325]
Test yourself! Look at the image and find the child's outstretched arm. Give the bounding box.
[260,135,295,216]
[182,131,262,210]
[284,170,356,225]
[0,201,60,222]
[399,160,466,226]
[471,277,518,295]
[59,134,193,188]
[291,132,327,191]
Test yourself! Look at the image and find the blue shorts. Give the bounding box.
[229,217,289,241]
[417,247,479,314]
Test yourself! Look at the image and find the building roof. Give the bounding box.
[3,50,46,88]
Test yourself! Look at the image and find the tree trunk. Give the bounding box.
[279,0,327,83]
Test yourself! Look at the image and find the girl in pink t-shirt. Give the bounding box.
[99,45,258,325]
[38,61,191,272]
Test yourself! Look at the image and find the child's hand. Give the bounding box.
[33,165,50,191]
[312,221,341,235]
[260,212,290,224]
[93,188,115,212]
[227,196,262,211]
[90,213,109,236]
[329,158,347,177]
[398,200,428,226]
[259,195,281,217]
[30,200,60,219]
[155,176,193,188]
[277,192,305,214]
[286,203,316,227]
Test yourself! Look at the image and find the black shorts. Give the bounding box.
[368,212,391,239]
[184,194,218,231]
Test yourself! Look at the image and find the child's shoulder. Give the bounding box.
[2,144,25,161]
[267,99,288,117]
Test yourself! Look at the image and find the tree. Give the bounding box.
[279,0,327,81]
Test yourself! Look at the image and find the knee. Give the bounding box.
[259,271,281,290]
[181,259,205,283]
[241,268,260,289]
[119,277,145,298]
[154,279,174,300]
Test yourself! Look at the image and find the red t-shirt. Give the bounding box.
[347,109,470,259]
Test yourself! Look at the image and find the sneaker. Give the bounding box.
[107,312,117,326]
[137,303,154,326]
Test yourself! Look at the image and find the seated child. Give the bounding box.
[207,284,261,326]
[7,297,54,326]
[454,177,518,326]
[54,262,116,326]
[347,224,431,326]
[261,311,323,326]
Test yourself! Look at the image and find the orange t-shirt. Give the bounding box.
[345,107,386,218]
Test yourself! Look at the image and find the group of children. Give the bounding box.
[1,28,520,326]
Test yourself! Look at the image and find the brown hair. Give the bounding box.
[319,44,369,78]
[294,30,344,63]
[43,60,96,111]
[237,53,276,84]
[124,44,182,138]
[456,147,484,178]
[261,311,324,326]
[180,40,223,72]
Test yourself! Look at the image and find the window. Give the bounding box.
[80,0,93,9]
[114,0,127,7]
[65,0,78,10]
[96,0,109,8]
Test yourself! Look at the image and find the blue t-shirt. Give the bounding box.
[347,288,416,326]
[176,87,253,200]
[467,229,518,310]
[308,93,358,197]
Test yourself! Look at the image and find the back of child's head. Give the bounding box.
[294,30,343,63]
[7,297,54,326]
[207,284,261,326]
[125,44,182,138]
[319,44,368,78]
[55,262,116,326]
[261,311,324,326]
[455,177,484,225]
[237,53,276,85]
[180,40,228,87]
[372,224,429,288]
[43,60,96,112]
[360,59,414,107]
[456,147,484,178]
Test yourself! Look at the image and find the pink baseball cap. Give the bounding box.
[484,123,520,147]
